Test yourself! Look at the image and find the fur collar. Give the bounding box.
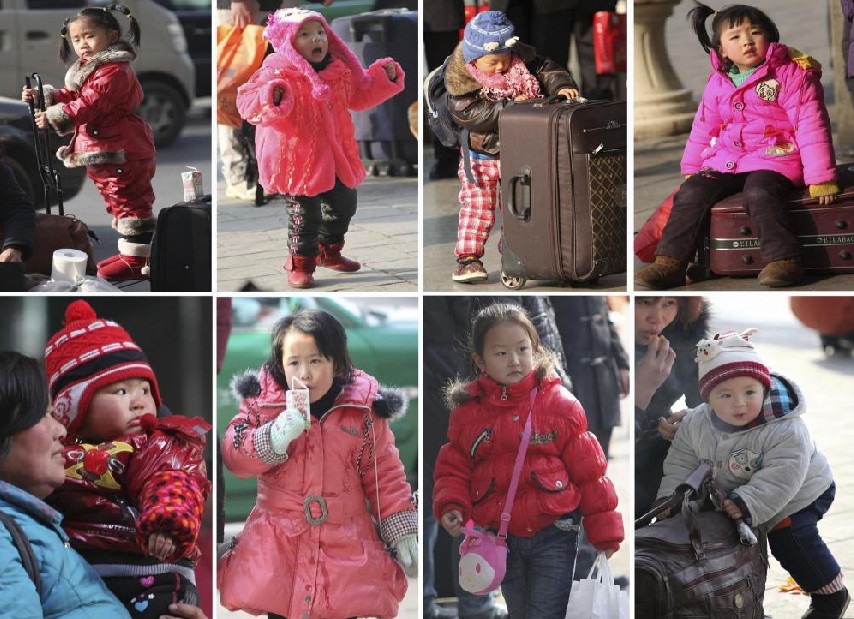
[65,41,136,91]
[445,40,538,96]
[444,357,559,409]
[230,369,409,421]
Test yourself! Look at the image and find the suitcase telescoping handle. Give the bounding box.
[507,166,531,221]
[25,72,64,216]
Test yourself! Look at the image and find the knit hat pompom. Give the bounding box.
[264,7,370,99]
[45,300,161,437]
[695,328,771,401]
[463,11,520,63]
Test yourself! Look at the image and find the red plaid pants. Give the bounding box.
[455,155,501,258]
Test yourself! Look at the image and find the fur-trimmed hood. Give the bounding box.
[64,41,137,92]
[231,367,409,421]
[444,355,559,410]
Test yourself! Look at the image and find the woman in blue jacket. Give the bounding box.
[0,351,206,619]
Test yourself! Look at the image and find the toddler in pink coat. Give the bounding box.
[636,2,840,290]
[22,5,157,283]
[236,8,405,289]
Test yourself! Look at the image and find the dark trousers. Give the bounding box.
[501,524,579,619]
[285,179,357,256]
[768,482,841,593]
[105,572,197,619]
[656,169,799,263]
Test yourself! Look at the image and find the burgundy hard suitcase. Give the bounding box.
[702,164,854,276]
[498,98,627,289]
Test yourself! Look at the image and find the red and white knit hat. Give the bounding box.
[695,328,771,401]
[44,300,161,436]
[263,7,370,100]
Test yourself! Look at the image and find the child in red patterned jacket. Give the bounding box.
[433,303,624,619]
[43,300,211,619]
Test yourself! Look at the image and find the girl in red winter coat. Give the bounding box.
[236,8,405,289]
[433,303,624,619]
[43,300,211,619]
[636,3,840,290]
[219,308,418,619]
[22,5,156,283]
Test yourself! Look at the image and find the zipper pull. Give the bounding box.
[501,386,508,401]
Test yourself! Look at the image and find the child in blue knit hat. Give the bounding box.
[445,10,579,283]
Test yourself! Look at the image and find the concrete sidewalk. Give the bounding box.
[216,175,418,292]
[633,0,854,290]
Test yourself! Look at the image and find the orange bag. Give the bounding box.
[634,187,679,263]
[217,25,268,127]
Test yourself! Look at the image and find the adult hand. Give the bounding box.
[33,110,47,129]
[618,368,630,398]
[231,0,258,29]
[441,509,463,537]
[657,408,687,442]
[159,602,208,619]
[384,62,397,82]
[393,534,418,577]
[0,248,23,263]
[635,335,676,410]
[148,532,176,561]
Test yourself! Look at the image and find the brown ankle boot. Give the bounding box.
[316,243,361,272]
[758,258,804,287]
[635,256,687,289]
[284,255,316,288]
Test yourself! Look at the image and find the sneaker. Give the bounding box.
[452,257,488,283]
[802,587,849,618]
[758,258,805,287]
[225,184,259,202]
[634,255,688,289]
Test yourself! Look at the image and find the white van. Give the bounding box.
[0,0,196,146]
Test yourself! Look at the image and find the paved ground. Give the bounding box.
[634,0,854,291]
[641,296,854,618]
[216,175,418,292]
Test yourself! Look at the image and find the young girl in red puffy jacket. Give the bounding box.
[636,2,840,290]
[219,308,417,619]
[43,300,211,619]
[433,303,624,619]
[236,8,405,289]
[22,5,157,283]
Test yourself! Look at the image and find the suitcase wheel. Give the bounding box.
[686,262,711,284]
[501,271,526,290]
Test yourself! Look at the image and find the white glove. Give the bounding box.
[393,534,418,578]
[269,409,306,455]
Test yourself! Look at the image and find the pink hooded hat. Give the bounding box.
[264,7,371,99]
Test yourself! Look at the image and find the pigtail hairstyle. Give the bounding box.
[58,4,141,63]
[687,2,781,73]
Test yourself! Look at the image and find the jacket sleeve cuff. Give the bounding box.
[259,79,293,119]
[253,421,290,466]
[380,509,418,546]
[45,103,73,136]
[809,182,840,198]
[728,492,753,526]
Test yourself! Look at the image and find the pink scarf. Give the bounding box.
[465,54,542,101]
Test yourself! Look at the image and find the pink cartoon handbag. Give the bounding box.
[458,389,536,595]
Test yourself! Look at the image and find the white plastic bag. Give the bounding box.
[565,552,629,619]
[30,275,121,293]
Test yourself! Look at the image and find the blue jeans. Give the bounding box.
[501,524,579,619]
[768,482,841,592]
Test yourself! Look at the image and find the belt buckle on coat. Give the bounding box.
[303,494,328,525]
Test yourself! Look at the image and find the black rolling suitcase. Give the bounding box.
[149,195,212,292]
[498,97,627,289]
[332,9,418,176]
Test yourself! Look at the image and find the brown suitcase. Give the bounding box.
[498,98,627,289]
[704,164,854,276]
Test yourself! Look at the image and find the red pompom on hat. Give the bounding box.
[695,328,771,401]
[44,300,161,436]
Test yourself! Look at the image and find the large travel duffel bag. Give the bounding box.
[498,97,626,289]
[635,462,768,619]
[332,9,418,177]
[149,196,212,292]
[700,164,854,277]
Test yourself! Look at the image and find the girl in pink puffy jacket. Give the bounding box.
[636,3,839,290]
[219,308,417,619]
[22,5,157,283]
[236,8,405,289]
[433,303,624,619]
